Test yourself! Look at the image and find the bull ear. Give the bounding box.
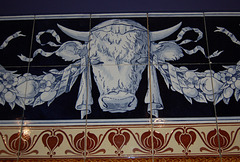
[150,22,182,42]
[57,24,89,42]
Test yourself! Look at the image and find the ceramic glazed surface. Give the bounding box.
[0,13,240,160]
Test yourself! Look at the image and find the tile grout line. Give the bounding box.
[17,15,36,162]
[203,12,222,161]
[146,13,154,162]
[84,14,92,162]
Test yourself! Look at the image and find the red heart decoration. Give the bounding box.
[180,134,192,148]
[113,134,125,149]
[47,136,58,150]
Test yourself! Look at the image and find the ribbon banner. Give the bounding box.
[207,26,240,59]
[176,27,203,45]
[182,45,206,56]
[36,29,61,47]
[18,29,64,62]
[207,50,224,59]
[0,31,25,50]
[173,27,206,57]
[215,26,240,45]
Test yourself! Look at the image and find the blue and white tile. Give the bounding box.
[0,67,28,120]
[22,65,87,120]
[148,13,209,65]
[152,63,216,119]
[87,64,149,120]
[28,15,91,67]
[0,16,34,66]
[204,13,240,116]
[89,14,148,66]
[205,13,240,64]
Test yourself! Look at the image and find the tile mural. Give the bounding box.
[0,13,240,160]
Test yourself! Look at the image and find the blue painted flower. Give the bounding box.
[39,74,57,102]
[39,74,55,92]
[2,72,18,89]
[0,73,19,103]
[221,68,236,86]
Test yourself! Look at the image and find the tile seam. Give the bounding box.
[203,12,222,161]
[84,14,92,161]
[146,13,155,162]
[17,15,36,161]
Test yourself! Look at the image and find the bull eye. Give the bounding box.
[90,59,104,65]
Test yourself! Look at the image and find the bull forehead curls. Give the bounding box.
[57,19,182,43]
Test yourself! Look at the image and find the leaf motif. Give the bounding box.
[47,99,55,106]
[214,93,224,105]
[9,102,15,110]
[196,71,206,77]
[193,92,207,103]
[234,89,240,102]
[35,75,44,80]
[184,95,193,104]
[15,97,25,109]
[223,98,230,104]
[33,96,45,107]
[49,69,63,74]
[222,65,235,69]
[9,87,17,93]
[24,98,35,105]
[170,86,176,91]
[0,96,5,106]
[221,83,229,90]
[178,77,187,88]
[53,81,61,91]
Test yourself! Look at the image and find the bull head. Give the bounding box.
[57,19,181,117]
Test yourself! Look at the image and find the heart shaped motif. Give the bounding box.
[175,130,196,151]
[180,134,191,148]
[42,133,63,153]
[113,134,125,149]
[47,136,58,150]
[108,131,130,151]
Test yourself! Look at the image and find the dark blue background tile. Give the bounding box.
[23,66,85,120]
[29,17,90,66]
[205,16,240,64]
[154,63,216,118]
[0,19,34,66]
[148,15,209,64]
[210,64,240,117]
[0,67,28,120]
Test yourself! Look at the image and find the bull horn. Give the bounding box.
[57,24,89,42]
[150,22,182,41]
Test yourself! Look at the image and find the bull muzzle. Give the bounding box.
[99,91,137,113]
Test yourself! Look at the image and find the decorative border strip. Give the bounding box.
[0,123,239,159]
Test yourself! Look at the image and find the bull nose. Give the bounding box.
[102,96,135,108]
[98,92,137,113]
